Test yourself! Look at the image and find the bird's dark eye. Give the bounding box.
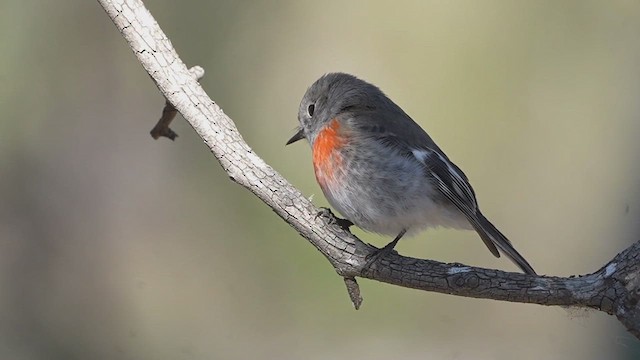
[307,104,315,117]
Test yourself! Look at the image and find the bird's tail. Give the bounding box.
[471,212,537,275]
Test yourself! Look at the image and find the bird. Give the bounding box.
[286,72,536,275]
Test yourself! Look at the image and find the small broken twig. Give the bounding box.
[150,66,205,140]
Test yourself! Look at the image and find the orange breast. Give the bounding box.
[312,119,344,186]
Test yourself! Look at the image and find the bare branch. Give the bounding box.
[97,0,640,340]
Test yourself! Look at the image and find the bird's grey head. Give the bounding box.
[286,72,388,145]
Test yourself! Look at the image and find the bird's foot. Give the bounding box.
[363,230,406,271]
[363,241,399,271]
[315,207,354,232]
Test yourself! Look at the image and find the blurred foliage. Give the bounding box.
[1,0,639,359]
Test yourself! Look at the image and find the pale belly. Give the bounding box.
[317,151,472,236]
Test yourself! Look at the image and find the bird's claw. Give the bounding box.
[363,244,397,271]
[315,207,354,232]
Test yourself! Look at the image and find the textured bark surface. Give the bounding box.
[98,0,640,340]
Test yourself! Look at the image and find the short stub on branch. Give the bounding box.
[343,277,363,309]
[150,66,205,140]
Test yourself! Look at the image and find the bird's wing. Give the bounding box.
[348,110,500,257]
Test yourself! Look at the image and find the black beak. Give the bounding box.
[286,127,305,145]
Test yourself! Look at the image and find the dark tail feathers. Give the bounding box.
[472,212,537,275]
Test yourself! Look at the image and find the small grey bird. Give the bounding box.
[287,73,536,275]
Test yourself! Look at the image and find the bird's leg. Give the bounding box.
[363,229,407,270]
[315,207,354,232]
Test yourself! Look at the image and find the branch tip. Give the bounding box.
[343,277,363,310]
[188,65,205,81]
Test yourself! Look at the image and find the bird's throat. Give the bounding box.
[312,119,344,187]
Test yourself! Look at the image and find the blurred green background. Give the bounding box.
[1,0,640,359]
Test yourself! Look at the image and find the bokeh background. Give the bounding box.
[1,0,640,359]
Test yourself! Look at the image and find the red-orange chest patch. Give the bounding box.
[312,119,345,186]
